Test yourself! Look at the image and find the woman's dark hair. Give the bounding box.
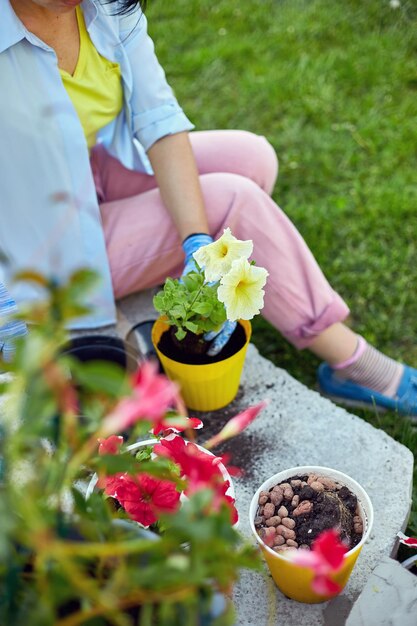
[104,0,147,15]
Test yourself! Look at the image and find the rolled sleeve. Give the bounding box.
[119,11,194,151]
[132,103,194,152]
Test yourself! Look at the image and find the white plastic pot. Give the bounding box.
[86,438,237,525]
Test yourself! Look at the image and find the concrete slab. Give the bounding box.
[198,345,414,626]
[113,290,414,626]
[55,290,417,625]
[345,556,417,626]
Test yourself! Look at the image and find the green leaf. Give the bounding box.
[191,302,212,316]
[72,361,130,397]
[67,269,100,295]
[93,454,139,474]
[184,321,199,334]
[12,270,49,287]
[175,327,186,340]
[170,305,187,318]
[182,273,203,291]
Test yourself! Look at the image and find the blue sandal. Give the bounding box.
[317,362,417,419]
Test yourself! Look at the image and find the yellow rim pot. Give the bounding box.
[249,466,374,604]
[151,317,251,411]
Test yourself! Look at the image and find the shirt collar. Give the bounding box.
[81,0,99,29]
[0,0,98,54]
[0,1,26,54]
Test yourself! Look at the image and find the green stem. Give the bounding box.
[47,537,161,559]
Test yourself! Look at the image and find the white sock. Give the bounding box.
[334,338,404,397]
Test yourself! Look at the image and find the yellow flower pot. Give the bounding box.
[249,466,374,604]
[151,317,251,411]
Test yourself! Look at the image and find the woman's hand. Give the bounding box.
[205,320,237,357]
[181,233,213,277]
[181,234,236,357]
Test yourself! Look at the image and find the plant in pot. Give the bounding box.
[0,269,264,626]
[152,228,269,411]
[249,466,374,603]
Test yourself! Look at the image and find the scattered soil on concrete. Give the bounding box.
[194,392,268,481]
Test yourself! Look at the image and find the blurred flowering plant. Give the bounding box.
[153,228,269,345]
[289,529,348,596]
[0,270,264,626]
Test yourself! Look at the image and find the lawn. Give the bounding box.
[146,0,417,533]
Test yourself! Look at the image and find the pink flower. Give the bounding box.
[102,361,182,435]
[203,401,268,449]
[397,532,417,548]
[105,472,180,527]
[290,529,348,597]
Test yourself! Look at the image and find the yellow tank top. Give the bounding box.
[60,7,123,150]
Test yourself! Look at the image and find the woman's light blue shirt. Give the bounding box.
[0,0,194,329]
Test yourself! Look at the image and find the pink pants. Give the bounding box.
[91,130,349,349]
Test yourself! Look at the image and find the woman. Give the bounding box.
[1,0,416,415]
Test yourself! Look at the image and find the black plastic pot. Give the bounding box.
[126,320,163,371]
[63,334,141,373]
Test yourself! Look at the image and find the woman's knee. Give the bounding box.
[226,130,278,195]
[200,171,272,235]
[244,131,278,195]
[191,129,278,195]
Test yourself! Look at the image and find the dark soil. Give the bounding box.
[255,474,363,551]
[158,322,246,365]
[170,326,209,356]
[295,484,358,547]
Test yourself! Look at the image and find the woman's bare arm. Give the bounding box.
[147,132,210,240]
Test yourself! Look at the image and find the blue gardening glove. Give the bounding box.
[205,319,237,357]
[181,233,214,277]
[181,234,236,357]
[0,282,28,362]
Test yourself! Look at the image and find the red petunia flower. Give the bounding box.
[154,436,223,491]
[154,434,238,523]
[105,472,180,527]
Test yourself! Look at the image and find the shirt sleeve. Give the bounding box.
[118,10,194,152]
[0,282,28,362]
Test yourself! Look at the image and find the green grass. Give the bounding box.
[146,0,417,533]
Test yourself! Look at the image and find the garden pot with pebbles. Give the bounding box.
[249,466,374,603]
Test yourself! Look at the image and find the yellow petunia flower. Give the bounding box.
[217,257,269,321]
[193,228,253,282]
